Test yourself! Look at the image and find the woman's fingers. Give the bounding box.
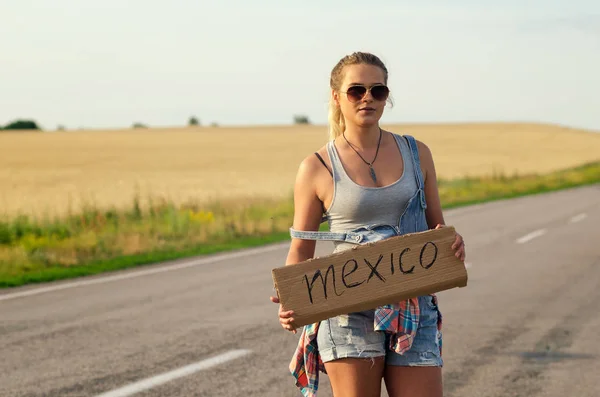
[280,317,297,333]
[448,231,466,261]
[452,233,463,249]
[454,240,466,261]
[435,225,466,260]
[455,245,465,259]
[270,294,297,333]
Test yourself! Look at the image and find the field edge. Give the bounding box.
[1,177,598,290]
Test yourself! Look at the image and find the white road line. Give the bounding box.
[516,229,547,244]
[0,243,289,302]
[569,213,587,224]
[95,349,252,397]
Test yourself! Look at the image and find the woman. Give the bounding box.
[270,52,466,397]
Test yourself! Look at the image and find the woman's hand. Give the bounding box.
[270,295,297,334]
[435,224,466,262]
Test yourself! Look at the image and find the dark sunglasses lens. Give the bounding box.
[346,86,367,102]
[371,85,390,101]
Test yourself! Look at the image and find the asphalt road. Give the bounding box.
[1,185,599,397]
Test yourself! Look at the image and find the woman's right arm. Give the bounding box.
[285,156,326,265]
[271,155,326,333]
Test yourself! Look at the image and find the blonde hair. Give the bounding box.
[327,52,390,141]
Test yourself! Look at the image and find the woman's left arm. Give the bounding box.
[417,140,466,261]
[416,140,444,229]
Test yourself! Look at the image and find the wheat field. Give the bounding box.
[1,122,598,218]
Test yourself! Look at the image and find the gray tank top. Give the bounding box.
[325,133,418,252]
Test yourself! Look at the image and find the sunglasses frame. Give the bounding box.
[340,84,390,103]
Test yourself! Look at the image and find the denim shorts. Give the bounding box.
[316,295,443,367]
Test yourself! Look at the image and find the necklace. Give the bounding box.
[342,128,383,183]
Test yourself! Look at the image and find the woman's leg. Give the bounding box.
[384,366,442,397]
[317,311,387,397]
[325,357,385,397]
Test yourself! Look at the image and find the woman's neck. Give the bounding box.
[342,125,381,149]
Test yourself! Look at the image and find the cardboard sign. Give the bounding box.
[271,226,468,328]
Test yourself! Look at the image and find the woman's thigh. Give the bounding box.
[325,357,386,397]
[317,310,387,396]
[384,366,442,397]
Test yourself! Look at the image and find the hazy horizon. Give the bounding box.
[1,1,599,132]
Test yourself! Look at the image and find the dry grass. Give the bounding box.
[1,122,598,218]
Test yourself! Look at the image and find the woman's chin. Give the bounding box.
[354,115,380,127]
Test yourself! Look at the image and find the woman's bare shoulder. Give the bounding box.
[296,144,331,180]
[415,139,433,160]
[413,139,436,178]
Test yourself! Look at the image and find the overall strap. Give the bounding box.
[403,135,427,210]
[289,227,365,243]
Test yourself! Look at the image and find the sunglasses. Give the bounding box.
[341,84,390,103]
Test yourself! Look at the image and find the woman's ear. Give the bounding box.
[332,89,340,107]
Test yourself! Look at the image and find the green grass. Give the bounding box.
[1,161,598,289]
[437,160,600,208]
[0,231,291,288]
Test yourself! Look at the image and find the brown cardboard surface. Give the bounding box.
[272,226,468,328]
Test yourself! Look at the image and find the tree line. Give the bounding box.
[1,114,312,132]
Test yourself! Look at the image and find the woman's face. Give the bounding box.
[334,64,389,130]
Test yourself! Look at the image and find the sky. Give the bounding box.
[1,0,599,131]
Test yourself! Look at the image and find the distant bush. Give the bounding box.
[189,116,200,126]
[3,119,41,130]
[132,122,148,129]
[293,115,310,124]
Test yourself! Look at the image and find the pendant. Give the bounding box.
[369,166,377,183]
